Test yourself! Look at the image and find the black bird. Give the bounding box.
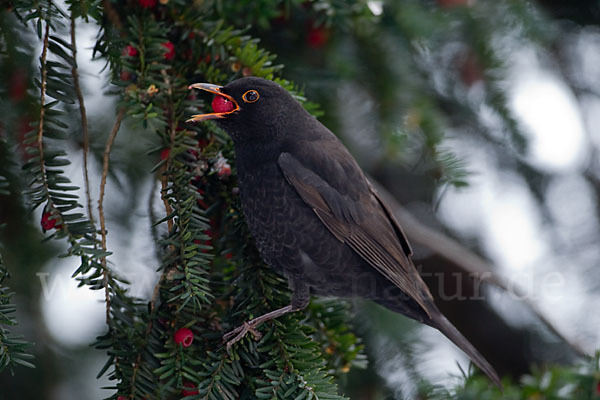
[188,77,501,387]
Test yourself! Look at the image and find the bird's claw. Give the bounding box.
[223,321,262,352]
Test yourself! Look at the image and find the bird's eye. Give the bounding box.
[242,90,260,103]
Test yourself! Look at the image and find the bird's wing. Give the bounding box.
[278,138,434,315]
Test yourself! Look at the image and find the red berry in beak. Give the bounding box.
[212,95,234,113]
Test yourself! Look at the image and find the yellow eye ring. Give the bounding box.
[242,90,260,103]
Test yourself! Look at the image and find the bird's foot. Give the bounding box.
[222,304,295,352]
[223,321,262,352]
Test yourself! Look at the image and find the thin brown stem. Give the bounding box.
[159,174,174,232]
[36,23,51,193]
[98,109,125,325]
[152,70,177,307]
[148,177,159,244]
[70,13,95,231]
[156,69,178,299]
[159,68,176,235]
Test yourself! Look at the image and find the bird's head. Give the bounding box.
[187,77,306,144]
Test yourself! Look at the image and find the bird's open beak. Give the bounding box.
[186,83,240,122]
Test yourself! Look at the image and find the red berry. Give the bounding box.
[41,213,54,230]
[160,148,170,160]
[124,45,138,57]
[211,95,235,113]
[162,42,175,60]
[117,396,128,400]
[182,382,199,397]
[307,26,329,48]
[138,0,156,8]
[225,253,233,260]
[41,212,62,232]
[173,327,194,347]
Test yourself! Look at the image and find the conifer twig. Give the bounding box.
[149,71,176,314]
[159,68,176,236]
[70,13,96,231]
[160,173,173,234]
[98,109,125,324]
[36,22,51,196]
[132,70,178,394]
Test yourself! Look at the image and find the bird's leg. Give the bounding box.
[224,279,310,351]
[223,304,294,351]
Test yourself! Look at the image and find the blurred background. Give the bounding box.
[1,0,600,399]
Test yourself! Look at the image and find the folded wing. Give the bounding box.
[278,138,434,315]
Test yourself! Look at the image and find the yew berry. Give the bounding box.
[162,42,175,60]
[138,0,156,8]
[173,327,194,347]
[182,382,199,397]
[124,45,138,57]
[211,95,234,113]
[41,212,62,232]
[160,148,170,161]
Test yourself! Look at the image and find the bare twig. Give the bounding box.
[370,178,589,357]
[159,171,174,233]
[149,69,178,312]
[98,109,125,324]
[70,13,96,230]
[148,177,160,245]
[36,23,51,192]
[158,68,177,240]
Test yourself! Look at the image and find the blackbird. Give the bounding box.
[188,77,501,387]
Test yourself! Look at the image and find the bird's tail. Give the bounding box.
[429,309,502,389]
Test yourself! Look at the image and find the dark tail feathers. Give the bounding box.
[429,310,502,389]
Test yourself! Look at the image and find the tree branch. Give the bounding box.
[70,13,96,232]
[36,22,51,198]
[98,108,125,325]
